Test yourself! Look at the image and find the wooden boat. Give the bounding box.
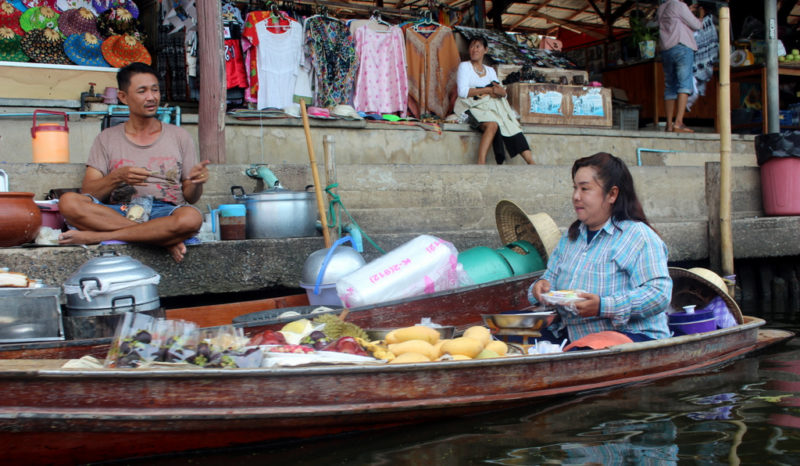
[0,292,310,360]
[0,272,793,464]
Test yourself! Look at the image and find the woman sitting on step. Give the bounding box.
[454,36,535,165]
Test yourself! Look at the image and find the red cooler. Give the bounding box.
[760,157,800,215]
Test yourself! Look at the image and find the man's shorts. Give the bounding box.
[67,194,200,229]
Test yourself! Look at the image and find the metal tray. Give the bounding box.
[0,286,64,343]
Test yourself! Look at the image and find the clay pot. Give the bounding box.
[0,192,42,247]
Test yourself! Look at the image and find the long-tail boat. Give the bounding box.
[0,272,793,464]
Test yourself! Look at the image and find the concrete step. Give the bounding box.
[638,150,757,167]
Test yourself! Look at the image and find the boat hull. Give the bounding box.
[0,317,784,464]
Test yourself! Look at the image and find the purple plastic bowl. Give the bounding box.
[668,309,717,335]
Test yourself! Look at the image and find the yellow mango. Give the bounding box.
[385,325,440,345]
[432,339,449,359]
[388,339,436,360]
[441,337,484,358]
[388,352,431,364]
[463,326,491,346]
[485,340,508,356]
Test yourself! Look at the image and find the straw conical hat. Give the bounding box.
[668,267,743,324]
[495,200,561,263]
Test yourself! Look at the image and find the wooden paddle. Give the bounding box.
[300,100,332,248]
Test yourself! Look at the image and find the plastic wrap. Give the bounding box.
[336,235,469,308]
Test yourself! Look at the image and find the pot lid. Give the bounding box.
[64,253,159,286]
[235,187,314,201]
[301,245,365,285]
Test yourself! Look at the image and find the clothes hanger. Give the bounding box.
[370,10,391,27]
[307,5,342,23]
[413,10,440,31]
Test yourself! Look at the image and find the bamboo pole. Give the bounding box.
[323,135,340,243]
[718,6,734,280]
[300,101,332,248]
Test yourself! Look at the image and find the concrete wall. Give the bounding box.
[0,112,758,167]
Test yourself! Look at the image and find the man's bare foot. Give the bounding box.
[168,242,187,262]
[59,230,102,245]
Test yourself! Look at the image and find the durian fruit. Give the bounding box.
[312,314,368,341]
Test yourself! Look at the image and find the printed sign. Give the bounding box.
[572,88,605,117]
[529,90,563,115]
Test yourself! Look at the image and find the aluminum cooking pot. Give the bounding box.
[231,185,319,239]
[63,253,160,315]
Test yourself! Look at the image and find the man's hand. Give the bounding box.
[187,160,211,184]
[112,166,151,186]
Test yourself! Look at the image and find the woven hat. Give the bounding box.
[56,0,94,13]
[92,0,137,18]
[7,0,26,12]
[495,200,561,263]
[668,267,743,324]
[64,31,107,66]
[96,5,137,38]
[0,26,28,61]
[0,2,23,36]
[20,26,70,63]
[100,33,148,67]
[58,7,98,36]
[331,104,363,120]
[22,0,58,10]
[19,5,60,32]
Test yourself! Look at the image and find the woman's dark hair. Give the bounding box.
[567,152,655,240]
[469,36,488,48]
[117,62,158,92]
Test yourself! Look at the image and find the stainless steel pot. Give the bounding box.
[63,253,162,339]
[231,185,319,239]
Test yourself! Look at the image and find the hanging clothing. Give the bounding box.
[242,11,281,104]
[255,20,303,109]
[688,14,718,110]
[304,16,358,107]
[224,38,248,89]
[405,25,460,119]
[353,24,407,115]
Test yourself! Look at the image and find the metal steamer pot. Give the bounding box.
[62,254,164,340]
[231,185,319,239]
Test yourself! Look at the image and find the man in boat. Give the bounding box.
[58,62,210,262]
[530,152,673,348]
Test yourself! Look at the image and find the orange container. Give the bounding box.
[31,110,69,163]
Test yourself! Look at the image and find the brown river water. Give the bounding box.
[118,332,799,465]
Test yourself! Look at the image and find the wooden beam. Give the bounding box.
[610,0,636,23]
[196,0,225,164]
[586,0,604,19]
[511,9,606,38]
[566,5,591,22]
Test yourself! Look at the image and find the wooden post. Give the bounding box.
[323,135,339,243]
[705,162,721,272]
[300,100,332,248]
[653,60,660,129]
[718,6,734,278]
[196,0,226,163]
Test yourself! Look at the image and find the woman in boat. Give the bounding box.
[530,152,672,346]
[454,36,534,165]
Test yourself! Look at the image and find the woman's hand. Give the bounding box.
[573,292,601,317]
[532,279,551,303]
[491,83,506,98]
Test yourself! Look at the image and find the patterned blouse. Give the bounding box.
[304,16,358,107]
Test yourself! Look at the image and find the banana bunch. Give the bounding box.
[355,337,395,361]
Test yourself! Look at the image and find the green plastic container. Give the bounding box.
[496,240,545,275]
[458,246,513,284]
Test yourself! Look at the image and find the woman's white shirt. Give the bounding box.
[457,61,499,98]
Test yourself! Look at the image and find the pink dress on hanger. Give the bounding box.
[353,25,407,116]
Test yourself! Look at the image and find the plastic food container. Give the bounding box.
[541,290,586,305]
[668,308,716,336]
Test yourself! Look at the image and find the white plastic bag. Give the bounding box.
[336,235,467,308]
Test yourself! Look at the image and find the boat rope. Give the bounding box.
[325,183,386,254]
